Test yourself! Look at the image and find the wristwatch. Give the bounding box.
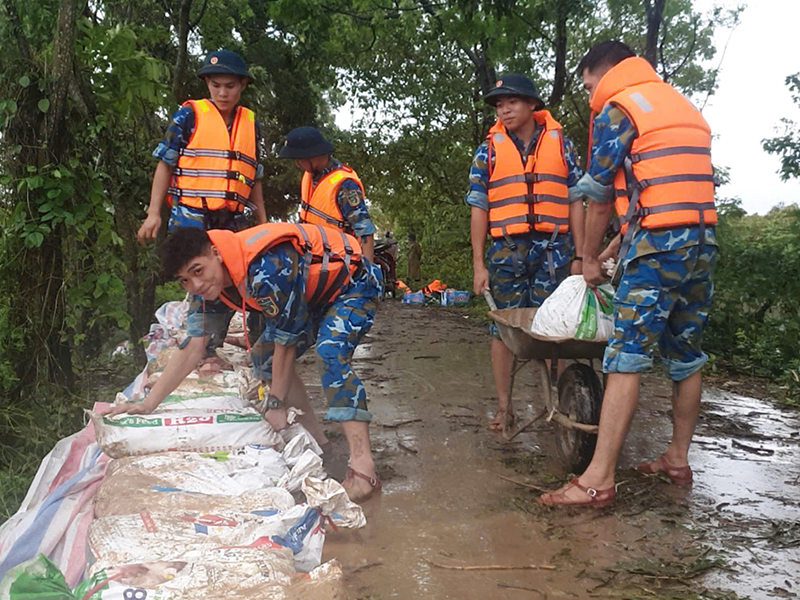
[264,394,286,410]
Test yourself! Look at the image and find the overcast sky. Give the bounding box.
[695,0,799,214]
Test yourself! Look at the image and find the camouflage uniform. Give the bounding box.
[184,242,382,422]
[466,126,583,336]
[308,158,376,238]
[575,105,718,381]
[152,103,265,232]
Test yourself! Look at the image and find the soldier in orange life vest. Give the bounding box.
[137,50,267,242]
[539,41,718,507]
[466,73,586,433]
[99,223,384,502]
[278,127,376,262]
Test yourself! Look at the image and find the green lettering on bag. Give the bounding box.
[216,413,263,423]
[104,415,162,427]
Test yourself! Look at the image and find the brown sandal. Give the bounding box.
[636,455,692,485]
[537,476,615,507]
[342,467,382,503]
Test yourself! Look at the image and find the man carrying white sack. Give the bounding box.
[99,223,384,502]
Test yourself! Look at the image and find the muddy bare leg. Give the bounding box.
[490,338,514,429]
[541,373,640,503]
[286,371,328,446]
[341,420,377,499]
[662,370,702,467]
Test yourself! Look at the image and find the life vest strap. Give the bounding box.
[638,173,716,189]
[296,225,315,289]
[173,167,255,188]
[309,226,332,307]
[338,230,355,285]
[489,213,569,230]
[487,172,568,189]
[178,148,258,168]
[489,193,571,209]
[167,187,256,212]
[299,202,349,230]
[630,146,711,163]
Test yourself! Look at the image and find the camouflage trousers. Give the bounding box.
[487,230,573,337]
[603,244,717,381]
[251,262,382,422]
[168,202,252,232]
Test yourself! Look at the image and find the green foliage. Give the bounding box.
[705,201,800,400]
[763,73,800,181]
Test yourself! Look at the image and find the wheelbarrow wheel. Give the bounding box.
[554,362,603,473]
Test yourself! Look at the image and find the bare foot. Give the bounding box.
[488,407,515,432]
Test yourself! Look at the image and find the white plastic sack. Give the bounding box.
[90,406,283,458]
[531,275,615,341]
[89,505,323,574]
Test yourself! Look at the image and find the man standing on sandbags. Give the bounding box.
[466,73,585,432]
[99,223,383,503]
[539,41,717,507]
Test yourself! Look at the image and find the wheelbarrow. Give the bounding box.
[484,290,606,473]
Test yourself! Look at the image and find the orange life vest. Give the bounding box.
[207,223,362,314]
[486,111,571,239]
[588,57,716,234]
[299,165,365,234]
[169,99,258,213]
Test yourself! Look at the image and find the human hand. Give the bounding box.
[137,214,162,244]
[262,407,289,432]
[582,258,606,288]
[473,264,490,296]
[570,259,583,275]
[97,399,156,418]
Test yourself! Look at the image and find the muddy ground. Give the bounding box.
[296,301,800,600]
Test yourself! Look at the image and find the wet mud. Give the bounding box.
[294,301,800,599]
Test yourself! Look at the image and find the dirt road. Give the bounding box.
[298,301,800,599]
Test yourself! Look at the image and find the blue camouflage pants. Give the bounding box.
[250,262,382,422]
[168,202,252,232]
[603,243,717,381]
[487,230,573,337]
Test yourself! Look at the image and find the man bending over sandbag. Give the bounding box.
[100,223,383,502]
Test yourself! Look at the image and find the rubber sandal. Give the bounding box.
[537,476,615,507]
[342,467,382,503]
[636,455,692,485]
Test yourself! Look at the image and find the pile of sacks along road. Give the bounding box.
[0,300,363,600]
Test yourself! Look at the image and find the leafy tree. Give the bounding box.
[763,73,800,181]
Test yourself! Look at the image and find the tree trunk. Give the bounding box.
[172,0,193,104]
[548,0,568,106]
[643,0,666,69]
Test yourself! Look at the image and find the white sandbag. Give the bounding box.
[80,555,347,600]
[88,505,325,574]
[94,464,296,517]
[90,406,283,458]
[80,546,297,600]
[95,449,291,506]
[531,275,615,341]
[302,477,367,530]
[278,450,325,493]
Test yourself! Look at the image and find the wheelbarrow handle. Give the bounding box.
[482,289,498,311]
